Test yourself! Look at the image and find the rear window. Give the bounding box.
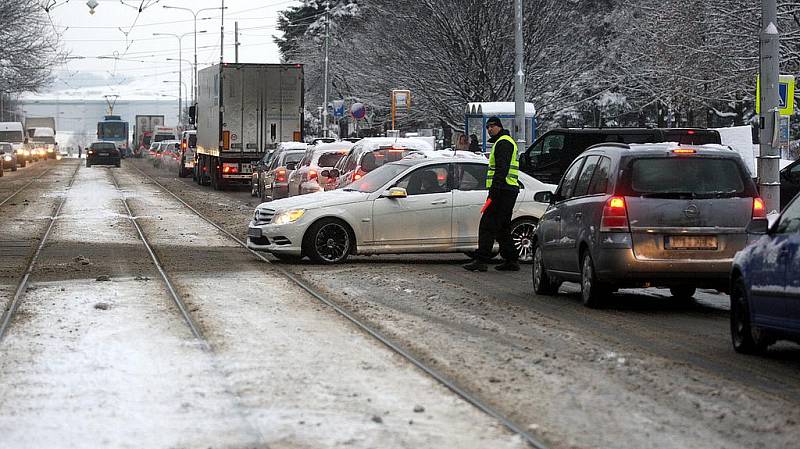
[629,157,747,198]
[360,148,419,172]
[92,143,116,150]
[283,152,304,164]
[317,151,346,168]
[188,134,197,147]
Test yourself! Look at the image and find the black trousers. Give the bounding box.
[476,189,519,262]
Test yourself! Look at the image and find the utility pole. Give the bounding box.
[220,0,225,65]
[322,1,330,137]
[235,22,240,63]
[513,0,526,149]
[758,0,781,213]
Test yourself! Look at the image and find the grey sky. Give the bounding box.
[43,0,300,97]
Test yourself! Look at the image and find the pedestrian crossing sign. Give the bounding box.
[756,74,795,116]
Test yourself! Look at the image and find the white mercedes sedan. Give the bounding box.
[247,154,555,264]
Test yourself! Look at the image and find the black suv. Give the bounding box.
[520,128,721,184]
[780,159,800,210]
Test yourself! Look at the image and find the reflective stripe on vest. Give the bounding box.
[486,134,520,188]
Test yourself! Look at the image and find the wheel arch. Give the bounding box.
[301,215,359,257]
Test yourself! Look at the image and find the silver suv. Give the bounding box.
[532,143,767,307]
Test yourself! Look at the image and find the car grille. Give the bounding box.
[254,208,275,225]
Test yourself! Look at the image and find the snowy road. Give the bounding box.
[0,160,525,449]
[125,158,800,449]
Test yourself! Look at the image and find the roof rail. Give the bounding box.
[586,142,630,151]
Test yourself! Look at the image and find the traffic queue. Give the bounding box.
[138,114,800,356]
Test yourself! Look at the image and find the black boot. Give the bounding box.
[463,259,488,272]
[494,260,520,271]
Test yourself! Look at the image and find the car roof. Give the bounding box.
[584,142,742,158]
[353,137,435,151]
[312,141,354,152]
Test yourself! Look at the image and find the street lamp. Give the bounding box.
[162,4,226,104]
[153,30,204,128]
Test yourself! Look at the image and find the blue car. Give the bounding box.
[730,193,800,353]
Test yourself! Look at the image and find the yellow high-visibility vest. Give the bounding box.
[486,134,519,188]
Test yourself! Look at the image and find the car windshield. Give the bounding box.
[630,157,746,198]
[0,144,12,152]
[0,131,23,143]
[343,163,410,193]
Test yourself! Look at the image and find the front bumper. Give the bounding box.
[245,219,306,256]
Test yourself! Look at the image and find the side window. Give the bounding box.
[572,155,600,197]
[775,199,800,234]
[556,158,585,200]
[395,164,451,196]
[530,133,565,166]
[343,149,359,172]
[455,163,488,191]
[588,157,612,195]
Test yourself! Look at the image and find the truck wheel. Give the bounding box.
[178,157,188,178]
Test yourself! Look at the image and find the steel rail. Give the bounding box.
[107,170,209,349]
[0,162,80,342]
[0,166,53,208]
[129,162,551,449]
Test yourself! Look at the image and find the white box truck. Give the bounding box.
[196,63,304,190]
[25,117,58,159]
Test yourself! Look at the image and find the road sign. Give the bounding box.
[350,103,366,120]
[333,100,345,119]
[756,74,795,116]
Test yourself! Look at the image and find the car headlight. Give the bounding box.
[272,209,305,225]
[3,155,11,161]
[24,150,30,156]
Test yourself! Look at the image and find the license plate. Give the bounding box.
[248,228,262,238]
[99,153,109,156]
[241,164,253,174]
[665,235,718,250]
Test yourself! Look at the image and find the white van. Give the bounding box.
[0,122,31,167]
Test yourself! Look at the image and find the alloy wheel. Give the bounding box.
[314,223,350,263]
[511,220,537,263]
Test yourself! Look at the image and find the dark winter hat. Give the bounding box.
[486,116,503,128]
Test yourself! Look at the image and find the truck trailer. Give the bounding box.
[196,63,304,190]
[133,115,165,157]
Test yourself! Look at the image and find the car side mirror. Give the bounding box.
[286,162,297,171]
[534,191,553,204]
[382,187,408,199]
[747,218,769,234]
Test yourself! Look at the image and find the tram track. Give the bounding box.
[0,165,53,208]
[0,163,79,342]
[128,162,550,449]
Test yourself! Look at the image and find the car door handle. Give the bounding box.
[431,199,448,205]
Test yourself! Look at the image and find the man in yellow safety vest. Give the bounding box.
[464,116,520,272]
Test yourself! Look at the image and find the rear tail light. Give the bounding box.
[672,148,696,154]
[276,168,287,182]
[308,169,318,181]
[600,196,630,232]
[752,197,766,219]
[352,166,365,182]
[222,163,239,174]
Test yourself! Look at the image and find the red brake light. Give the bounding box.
[752,197,766,219]
[353,166,365,181]
[672,149,696,154]
[222,163,239,174]
[687,130,695,135]
[601,196,630,232]
[308,169,318,180]
[277,168,287,182]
